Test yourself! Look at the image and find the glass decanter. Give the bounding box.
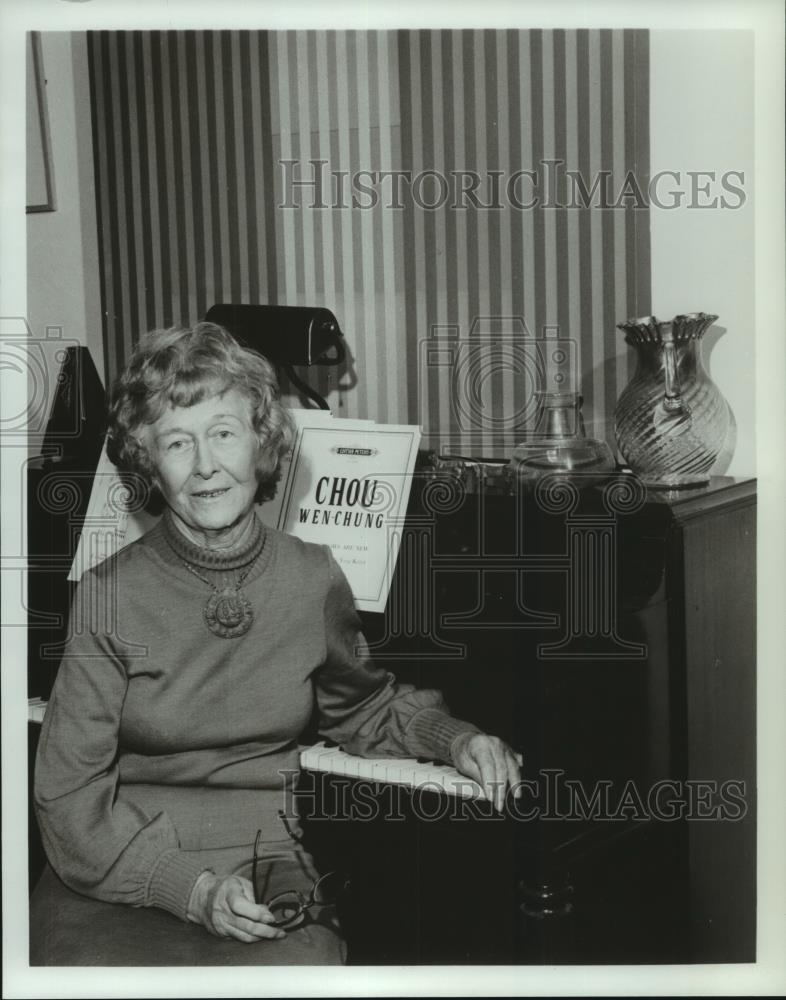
[509,391,615,487]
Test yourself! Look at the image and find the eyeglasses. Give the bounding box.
[252,827,350,930]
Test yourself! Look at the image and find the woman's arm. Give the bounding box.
[313,551,521,810]
[313,548,478,761]
[34,568,207,920]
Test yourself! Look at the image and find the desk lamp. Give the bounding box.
[205,303,346,410]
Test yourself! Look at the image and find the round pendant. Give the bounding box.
[204,587,254,638]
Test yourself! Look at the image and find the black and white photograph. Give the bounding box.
[2,0,784,996]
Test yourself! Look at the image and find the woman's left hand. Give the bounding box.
[450,732,522,813]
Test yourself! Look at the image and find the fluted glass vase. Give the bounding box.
[614,313,732,488]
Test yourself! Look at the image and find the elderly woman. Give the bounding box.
[31,322,520,966]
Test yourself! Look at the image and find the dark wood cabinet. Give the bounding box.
[662,479,756,962]
[301,474,756,964]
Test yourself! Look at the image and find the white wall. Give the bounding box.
[26,31,103,452]
[649,29,755,477]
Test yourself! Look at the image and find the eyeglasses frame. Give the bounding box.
[252,827,350,929]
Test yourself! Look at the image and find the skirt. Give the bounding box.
[30,784,346,966]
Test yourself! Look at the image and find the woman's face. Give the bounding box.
[145,388,260,544]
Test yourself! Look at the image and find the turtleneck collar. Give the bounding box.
[161,507,266,572]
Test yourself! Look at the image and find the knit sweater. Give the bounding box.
[34,514,478,923]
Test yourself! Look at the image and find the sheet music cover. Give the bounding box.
[270,421,421,612]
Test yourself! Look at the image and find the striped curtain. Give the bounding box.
[266,31,408,422]
[88,32,279,378]
[88,29,649,450]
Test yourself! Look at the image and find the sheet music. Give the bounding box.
[272,420,421,611]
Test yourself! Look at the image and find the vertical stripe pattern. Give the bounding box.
[89,29,649,447]
[89,30,279,384]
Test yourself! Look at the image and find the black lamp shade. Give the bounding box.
[205,304,344,367]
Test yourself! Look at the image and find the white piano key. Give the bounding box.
[411,774,446,796]
[423,764,453,783]
[328,751,349,776]
[370,759,393,784]
[342,754,365,779]
[446,776,486,800]
[424,768,459,793]
[318,747,343,774]
[380,761,400,783]
[390,760,419,787]
[305,744,337,775]
[312,743,340,770]
[297,744,320,770]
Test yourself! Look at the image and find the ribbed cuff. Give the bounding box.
[147,849,212,922]
[405,708,480,765]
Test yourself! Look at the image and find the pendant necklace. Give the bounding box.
[181,556,259,639]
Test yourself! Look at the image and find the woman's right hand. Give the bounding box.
[187,872,286,942]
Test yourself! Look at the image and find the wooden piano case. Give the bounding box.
[298,473,756,965]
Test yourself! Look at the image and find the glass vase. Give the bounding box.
[614,313,732,488]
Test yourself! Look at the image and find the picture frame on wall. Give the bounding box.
[26,31,56,214]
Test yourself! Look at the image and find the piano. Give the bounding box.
[304,469,757,964]
[27,434,757,964]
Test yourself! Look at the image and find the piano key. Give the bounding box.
[381,761,403,784]
[370,759,398,784]
[444,775,485,800]
[416,766,462,794]
[331,751,352,777]
[341,753,364,779]
[397,764,422,787]
[307,742,337,771]
[385,760,419,787]
[305,744,344,770]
